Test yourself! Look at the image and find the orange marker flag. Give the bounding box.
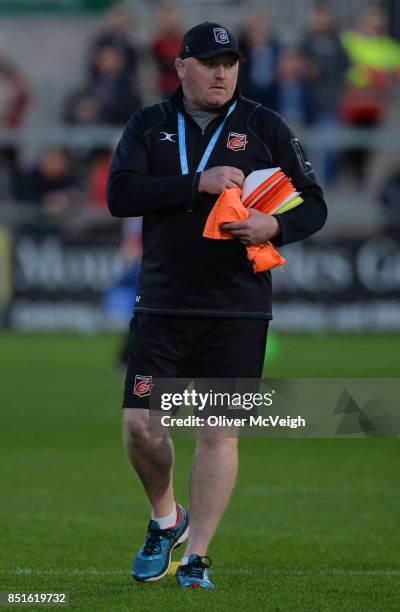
[203,188,285,273]
[203,188,247,240]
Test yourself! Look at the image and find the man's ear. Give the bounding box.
[175,57,185,80]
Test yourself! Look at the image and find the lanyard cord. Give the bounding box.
[177,101,237,175]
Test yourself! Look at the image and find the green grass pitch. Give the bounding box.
[0,332,399,611]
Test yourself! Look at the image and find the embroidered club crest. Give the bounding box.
[134,375,153,397]
[227,132,248,151]
[213,27,229,45]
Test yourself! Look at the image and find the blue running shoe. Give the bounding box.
[132,504,189,582]
[175,554,214,589]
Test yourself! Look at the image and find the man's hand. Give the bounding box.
[198,166,244,194]
[221,208,281,245]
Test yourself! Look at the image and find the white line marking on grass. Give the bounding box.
[1,568,399,577]
[216,569,400,577]
[1,569,126,576]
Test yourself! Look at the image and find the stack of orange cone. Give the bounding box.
[203,168,302,273]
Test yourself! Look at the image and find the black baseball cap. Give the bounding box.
[179,22,245,61]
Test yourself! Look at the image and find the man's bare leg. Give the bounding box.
[123,408,175,517]
[183,434,238,557]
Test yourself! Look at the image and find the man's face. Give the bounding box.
[175,53,239,109]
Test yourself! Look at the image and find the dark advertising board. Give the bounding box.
[2,226,400,332]
[5,224,126,332]
[272,236,400,331]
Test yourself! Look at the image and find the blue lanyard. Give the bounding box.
[177,101,237,175]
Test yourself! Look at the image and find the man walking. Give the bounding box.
[107,22,327,589]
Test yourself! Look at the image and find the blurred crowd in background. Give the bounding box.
[0,1,400,226]
[1,0,400,337]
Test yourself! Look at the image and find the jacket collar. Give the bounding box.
[169,85,240,118]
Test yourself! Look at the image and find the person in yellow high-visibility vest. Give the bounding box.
[339,5,400,181]
[342,5,400,93]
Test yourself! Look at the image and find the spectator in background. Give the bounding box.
[151,5,183,98]
[89,44,141,125]
[266,48,318,128]
[113,217,143,372]
[238,12,281,106]
[340,5,400,182]
[88,4,138,81]
[63,89,100,125]
[87,149,112,211]
[65,48,140,126]
[380,170,400,236]
[302,3,349,185]
[0,38,30,199]
[62,91,103,206]
[21,147,80,215]
[64,4,141,126]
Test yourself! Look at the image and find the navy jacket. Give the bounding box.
[107,86,327,319]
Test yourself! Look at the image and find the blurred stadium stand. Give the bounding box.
[1,0,400,332]
[1,1,399,122]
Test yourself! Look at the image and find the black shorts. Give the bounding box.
[122,314,269,409]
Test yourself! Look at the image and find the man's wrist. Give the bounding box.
[197,171,205,193]
[269,216,281,239]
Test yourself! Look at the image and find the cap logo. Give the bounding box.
[213,27,229,45]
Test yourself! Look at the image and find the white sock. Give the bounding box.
[180,555,190,566]
[151,503,177,529]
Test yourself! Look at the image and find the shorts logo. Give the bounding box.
[227,132,248,151]
[213,27,229,45]
[134,375,153,397]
